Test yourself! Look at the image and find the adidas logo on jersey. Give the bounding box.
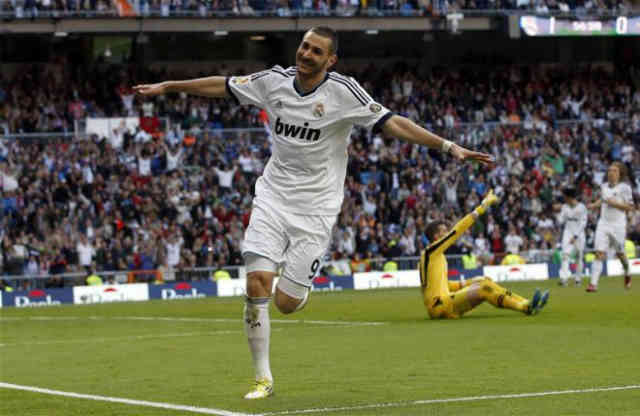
[275,117,320,142]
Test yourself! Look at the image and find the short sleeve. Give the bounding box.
[561,205,569,222]
[226,70,273,107]
[347,101,394,134]
[334,76,393,133]
[623,184,633,204]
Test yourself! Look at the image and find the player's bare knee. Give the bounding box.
[246,271,273,298]
[275,301,296,315]
[274,290,299,314]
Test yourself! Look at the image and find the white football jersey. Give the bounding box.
[558,202,587,239]
[227,66,391,215]
[599,182,633,226]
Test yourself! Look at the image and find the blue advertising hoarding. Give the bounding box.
[2,288,74,308]
[148,281,217,300]
[312,275,354,292]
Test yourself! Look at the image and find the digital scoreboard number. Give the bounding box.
[520,15,640,36]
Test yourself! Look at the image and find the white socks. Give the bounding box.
[244,297,272,382]
[590,260,603,287]
[560,253,583,284]
[560,255,570,284]
[575,254,583,283]
[619,254,630,276]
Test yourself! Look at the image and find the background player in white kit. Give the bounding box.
[587,162,636,292]
[555,187,588,286]
[134,26,494,399]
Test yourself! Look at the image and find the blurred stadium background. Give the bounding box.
[1,3,640,288]
[1,3,640,415]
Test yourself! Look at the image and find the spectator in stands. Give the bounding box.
[504,224,524,256]
[76,233,95,275]
[214,161,238,192]
[0,60,638,286]
[164,232,183,270]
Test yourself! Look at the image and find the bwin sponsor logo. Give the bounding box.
[275,117,320,142]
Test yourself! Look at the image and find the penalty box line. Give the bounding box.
[0,382,251,416]
[259,384,640,415]
[3,382,639,416]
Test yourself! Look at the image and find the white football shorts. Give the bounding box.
[242,200,336,290]
[594,220,626,254]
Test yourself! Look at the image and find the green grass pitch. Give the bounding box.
[1,277,639,416]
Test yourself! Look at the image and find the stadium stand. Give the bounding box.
[1,59,639,287]
[0,0,637,18]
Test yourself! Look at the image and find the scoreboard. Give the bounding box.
[520,15,640,36]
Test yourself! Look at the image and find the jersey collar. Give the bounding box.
[293,73,329,97]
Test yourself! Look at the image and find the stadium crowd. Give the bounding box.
[1,0,636,18]
[1,60,640,285]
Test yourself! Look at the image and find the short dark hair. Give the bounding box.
[425,220,446,242]
[308,26,338,55]
[563,187,577,199]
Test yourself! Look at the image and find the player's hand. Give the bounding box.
[481,189,499,207]
[133,82,170,96]
[450,144,495,166]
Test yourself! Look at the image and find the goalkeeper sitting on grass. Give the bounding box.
[420,190,549,319]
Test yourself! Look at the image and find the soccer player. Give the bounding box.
[134,27,493,399]
[587,162,636,292]
[556,186,588,286]
[420,190,549,319]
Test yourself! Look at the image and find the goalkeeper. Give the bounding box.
[420,190,549,319]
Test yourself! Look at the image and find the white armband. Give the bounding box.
[441,140,453,154]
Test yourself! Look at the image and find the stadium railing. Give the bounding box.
[1,114,629,142]
[0,132,80,143]
[0,265,242,289]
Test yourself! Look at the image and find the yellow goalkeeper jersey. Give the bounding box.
[419,213,476,305]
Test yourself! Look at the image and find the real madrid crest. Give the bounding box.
[369,103,382,113]
[312,102,325,118]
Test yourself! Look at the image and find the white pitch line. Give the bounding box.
[117,317,385,326]
[0,329,243,347]
[0,382,249,416]
[0,316,386,326]
[259,385,640,415]
[0,321,378,347]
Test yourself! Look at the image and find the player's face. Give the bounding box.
[296,32,336,77]
[434,224,448,241]
[607,164,620,185]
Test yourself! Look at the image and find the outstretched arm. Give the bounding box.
[429,190,499,256]
[604,198,635,212]
[133,76,228,98]
[381,115,494,165]
[588,199,602,210]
